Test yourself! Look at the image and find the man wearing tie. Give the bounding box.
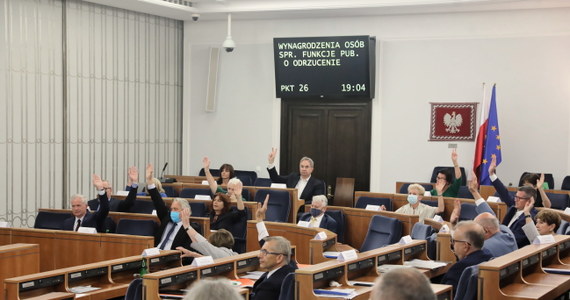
[62,174,109,232]
[266,148,325,204]
[298,195,338,234]
[146,164,200,256]
[250,236,295,300]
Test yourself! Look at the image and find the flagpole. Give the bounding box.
[480,82,486,125]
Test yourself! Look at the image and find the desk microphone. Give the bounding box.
[159,162,176,183]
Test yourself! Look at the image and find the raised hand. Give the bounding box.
[181,208,191,228]
[537,173,545,190]
[435,181,445,196]
[146,163,154,185]
[268,148,277,165]
[128,166,138,185]
[450,199,461,225]
[488,155,497,175]
[202,157,211,170]
[468,171,479,192]
[451,149,458,164]
[256,194,269,221]
[92,174,104,190]
[523,197,535,215]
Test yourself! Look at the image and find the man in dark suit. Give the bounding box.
[299,195,338,234]
[62,174,109,233]
[250,235,296,300]
[441,221,492,295]
[266,148,325,204]
[146,164,200,257]
[87,179,121,211]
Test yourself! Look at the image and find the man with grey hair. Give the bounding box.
[183,277,242,300]
[251,235,295,300]
[62,174,109,232]
[441,221,492,295]
[146,164,200,261]
[474,212,517,258]
[371,268,435,300]
[267,148,324,204]
[298,195,338,234]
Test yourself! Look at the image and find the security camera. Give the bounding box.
[191,13,200,21]
[222,37,236,52]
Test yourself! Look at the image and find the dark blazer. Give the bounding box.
[63,193,109,233]
[299,212,338,235]
[492,178,538,248]
[251,264,296,300]
[441,249,493,295]
[493,177,545,207]
[209,207,247,232]
[148,187,200,252]
[267,166,325,203]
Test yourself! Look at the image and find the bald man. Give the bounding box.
[474,212,518,258]
[441,221,493,295]
[371,268,435,300]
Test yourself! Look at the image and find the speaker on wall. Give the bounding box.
[205,47,220,112]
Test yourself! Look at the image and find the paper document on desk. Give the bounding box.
[69,285,101,293]
[347,280,374,287]
[241,271,264,280]
[377,264,412,273]
[543,267,570,275]
[404,259,447,269]
[314,288,357,299]
[323,251,340,258]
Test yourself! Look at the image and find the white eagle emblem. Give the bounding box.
[444,111,463,134]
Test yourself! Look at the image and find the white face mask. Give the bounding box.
[407,194,419,205]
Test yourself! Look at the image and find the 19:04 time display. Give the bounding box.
[341,83,366,92]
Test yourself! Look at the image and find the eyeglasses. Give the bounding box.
[451,238,471,246]
[259,249,283,256]
[514,195,530,201]
[436,176,446,180]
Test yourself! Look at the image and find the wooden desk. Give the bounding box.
[4,250,179,300]
[246,220,338,264]
[1,227,154,271]
[326,206,418,250]
[164,175,210,184]
[479,243,570,299]
[434,233,456,264]
[0,244,41,300]
[295,259,373,300]
[431,284,453,300]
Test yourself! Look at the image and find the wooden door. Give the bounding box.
[280,99,372,198]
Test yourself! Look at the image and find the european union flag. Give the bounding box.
[479,85,502,185]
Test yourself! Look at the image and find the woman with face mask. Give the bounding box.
[395,182,445,222]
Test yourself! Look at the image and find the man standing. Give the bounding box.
[266,148,324,204]
[441,221,493,295]
[298,195,338,234]
[62,174,109,233]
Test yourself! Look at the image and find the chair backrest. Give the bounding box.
[422,200,438,207]
[129,200,155,214]
[229,208,248,254]
[199,168,220,177]
[254,189,291,222]
[546,192,570,210]
[179,188,212,199]
[278,272,296,300]
[125,278,143,300]
[163,185,178,197]
[235,170,257,186]
[360,215,402,252]
[562,176,570,191]
[459,203,478,221]
[411,222,433,240]
[34,211,70,230]
[454,265,479,300]
[557,220,569,235]
[102,217,117,233]
[431,166,467,185]
[116,219,158,236]
[399,183,433,194]
[355,196,392,211]
[254,177,272,187]
[325,209,345,243]
[457,186,474,199]
[519,172,554,190]
[189,202,207,217]
[334,177,355,207]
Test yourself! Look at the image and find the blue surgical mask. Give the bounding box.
[310,208,322,218]
[407,194,419,205]
[170,211,181,223]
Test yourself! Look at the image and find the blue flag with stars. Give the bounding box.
[480,85,502,185]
